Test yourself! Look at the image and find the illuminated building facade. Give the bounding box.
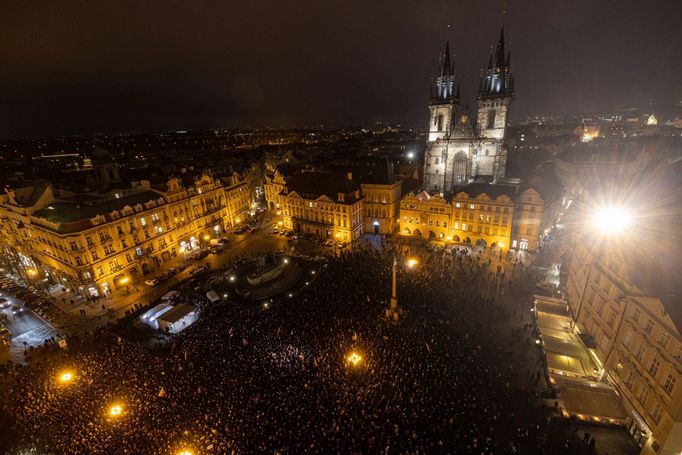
[265,171,364,242]
[399,181,556,252]
[0,173,253,297]
[422,28,514,192]
[565,241,682,455]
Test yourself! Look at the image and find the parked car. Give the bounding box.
[11,305,24,315]
[0,298,10,308]
[144,279,160,287]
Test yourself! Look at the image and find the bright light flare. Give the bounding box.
[109,404,124,417]
[177,450,194,455]
[406,258,418,268]
[591,206,632,234]
[346,352,363,366]
[58,371,74,383]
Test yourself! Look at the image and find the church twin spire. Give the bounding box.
[430,41,459,104]
[431,27,513,106]
[478,27,514,100]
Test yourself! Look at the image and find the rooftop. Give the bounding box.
[33,190,162,233]
[285,171,361,203]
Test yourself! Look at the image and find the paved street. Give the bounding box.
[1,213,295,363]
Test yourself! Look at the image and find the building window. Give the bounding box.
[635,345,645,362]
[644,318,654,335]
[659,333,670,349]
[455,203,461,208]
[648,357,660,378]
[624,370,636,389]
[636,385,650,406]
[650,403,663,424]
[607,312,616,328]
[140,217,147,227]
[126,254,133,263]
[632,308,641,322]
[664,373,676,395]
[487,109,496,129]
[623,331,633,349]
[470,204,475,210]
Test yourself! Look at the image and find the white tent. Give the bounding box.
[140,303,173,330]
[206,290,221,303]
[157,304,198,334]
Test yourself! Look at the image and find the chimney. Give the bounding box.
[346,171,353,181]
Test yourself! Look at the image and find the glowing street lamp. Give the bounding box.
[118,277,130,285]
[108,404,124,418]
[57,371,74,384]
[346,352,363,367]
[591,206,632,234]
[27,269,38,277]
[406,258,418,269]
[177,450,194,455]
[203,234,210,241]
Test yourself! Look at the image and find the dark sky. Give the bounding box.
[1,0,680,138]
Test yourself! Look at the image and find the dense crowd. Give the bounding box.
[1,240,590,454]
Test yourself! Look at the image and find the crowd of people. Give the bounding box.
[0,238,597,454]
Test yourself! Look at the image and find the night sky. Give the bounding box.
[1,0,680,138]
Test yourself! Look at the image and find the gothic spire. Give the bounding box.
[495,27,505,69]
[441,41,454,77]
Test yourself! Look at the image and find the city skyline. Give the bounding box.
[1,0,681,139]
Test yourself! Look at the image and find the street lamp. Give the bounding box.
[346,351,363,367]
[57,370,74,384]
[108,404,124,418]
[177,450,194,455]
[406,258,418,269]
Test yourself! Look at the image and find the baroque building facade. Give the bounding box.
[423,28,514,193]
[264,165,403,241]
[564,240,682,455]
[0,172,254,298]
[399,180,558,253]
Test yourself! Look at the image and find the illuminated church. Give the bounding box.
[422,28,514,193]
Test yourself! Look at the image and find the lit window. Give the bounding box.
[140,217,147,227]
[470,204,475,210]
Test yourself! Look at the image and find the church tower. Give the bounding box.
[428,41,459,142]
[476,28,514,140]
